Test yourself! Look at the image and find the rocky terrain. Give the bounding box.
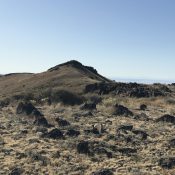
[1,60,175,175]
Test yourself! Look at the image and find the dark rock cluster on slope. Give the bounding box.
[76,140,138,158]
[117,124,149,140]
[16,102,42,116]
[16,102,49,127]
[85,82,171,97]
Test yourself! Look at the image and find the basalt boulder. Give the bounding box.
[56,118,70,127]
[77,141,90,154]
[16,102,43,116]
[113,104,133,117]
[140,104,147,111]
[66,129,80,137]
[44,128,64,139]
[16,102,49,127]
[156,114,175,124]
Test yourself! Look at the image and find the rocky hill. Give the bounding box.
[0,61,175,174]
[0,60,110,100]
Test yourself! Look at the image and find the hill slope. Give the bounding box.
[0,60,110,99]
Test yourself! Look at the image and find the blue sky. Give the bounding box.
[0,0,175,81]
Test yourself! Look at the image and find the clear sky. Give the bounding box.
[0,0,175,81]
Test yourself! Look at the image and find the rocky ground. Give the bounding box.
[1,94,175,175]
[1,61,175,175]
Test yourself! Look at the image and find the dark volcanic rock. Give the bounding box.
[156,114,175,124]
[92,127,100,135]
[33,116,49,127]
[93,147,112,158]
[113,104,133,116]
[77,141,116,158]
[56,118,70,127]
[77,141,90,154]
[140,104,147,111]
[85,82,171,97]
[159,157,175,169]
[80,102,96,110]
[92,169,113,175]
[66,129,80,137]
[16,102,43,116]
[45,128,64,139]
[16,102,49,127]
[129,88,149,98]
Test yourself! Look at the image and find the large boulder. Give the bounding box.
[156,114,175,124]
[140,104,147,111]
[56,118,70,127]
[77,141,117,159]
[33,116,49,127]
[113,104,133,116]
[66,129,80,137]
[16,102,49,127]
[16,102,43,116]
[77,141,90,154]
[44,128,64,139]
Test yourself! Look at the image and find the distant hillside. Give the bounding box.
[0,60,111,100]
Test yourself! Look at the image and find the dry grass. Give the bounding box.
[1,93,175,174]
[1,62,175,174]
